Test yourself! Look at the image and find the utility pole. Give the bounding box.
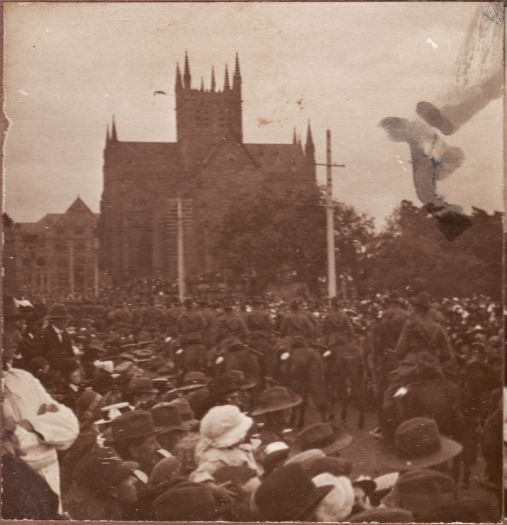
[68,239,75,296]
[93,238,99,297]
[176,195,186,302]
[315,130,346,304]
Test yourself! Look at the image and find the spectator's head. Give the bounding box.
[148,456,182,488]
[75,448,138,504]
[296,422,352,457]
[60,358,83,386]
[126,376,158,408]
[381,469,456,520]
[47,303,71,329]
[107,410,161,475]
[150,403,187,453]
[254,463,333,521]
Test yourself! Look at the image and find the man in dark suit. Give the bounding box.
[38,303,74,371]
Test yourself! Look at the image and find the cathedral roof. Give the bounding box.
[245,143,306,173]
[106,141,182,177]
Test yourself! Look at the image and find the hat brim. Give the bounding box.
[320,431,353,455]
[156,424,187,435]
[105,428,159,445]
[297,484,335,520]
[49,314,71,319]
[376,435,462,470]
[251,393,303,417]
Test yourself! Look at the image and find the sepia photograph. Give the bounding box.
[2,1,504,522]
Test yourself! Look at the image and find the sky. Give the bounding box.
[4,2,503,228]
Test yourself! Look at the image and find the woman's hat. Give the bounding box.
[296,422,353,455]
[255,463,334,521]
[199,404,253,449]
[251,386,302,416]
[376,417,462,470]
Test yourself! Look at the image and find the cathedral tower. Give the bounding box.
[175,52,243,152]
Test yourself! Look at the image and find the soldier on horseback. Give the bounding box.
[378,291,456,440]
[246,298,275,381]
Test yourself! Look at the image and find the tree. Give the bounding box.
[370,201,502,299]
[213,187,374,294]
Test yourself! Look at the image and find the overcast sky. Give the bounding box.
[4,2,503,227]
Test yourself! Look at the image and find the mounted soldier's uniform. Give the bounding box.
[215,301,249,343]
[246,301,275,379]
[273,337,327,428]
[280,302,316,341]
[177,300,207,373]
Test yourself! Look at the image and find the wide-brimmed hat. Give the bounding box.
[307,456,353,478]
[175,371,210,393]
[381,469,456,519]
[376,417,462,470]
[255,463,334,521]
[251,386,302,416]
[349,507,414,522]
[151,403,187,435]
[149,456,182,486]
[168,397,199,430]
[75,447,135,495]
[296,423,353,455]
[208,375,243,401]
[411,292,431,309]
[286,449,326,470]
[153,481,231,521]
[199,404,253,449]
[3,294,25,321]
[106,410,159,444]
[127,376,158,396]
[47,303,70,320]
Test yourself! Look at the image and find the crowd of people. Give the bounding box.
[2,285,503,522]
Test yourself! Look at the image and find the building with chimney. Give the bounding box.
[99,53,317,283]
[4,197,99,298]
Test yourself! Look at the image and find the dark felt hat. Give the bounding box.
[254,463,333,521]
[376,417,462,470]
[297,422,353,455]
[153,481,231,521]
[381,469,456,519]
[251,386,302,416]
[349,507,414,522]
[107,410,158,443]
[420,498,497,523]
[47,303,70,319]
[307,456,353,478]
[127,376,158,396]
[151,403,186,434]
[59,358,81,377]
[75,447,135,495]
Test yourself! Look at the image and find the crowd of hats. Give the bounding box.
[3,288,502,522]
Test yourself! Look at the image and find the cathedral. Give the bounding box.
[98,53,317,284]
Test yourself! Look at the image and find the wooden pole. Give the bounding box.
[326,130,337,302]
[68,239,75,296]
[177,196,186,302]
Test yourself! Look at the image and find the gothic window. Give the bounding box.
[73,227,84,236]
[36,257,46,267]
[55,243,66,251]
